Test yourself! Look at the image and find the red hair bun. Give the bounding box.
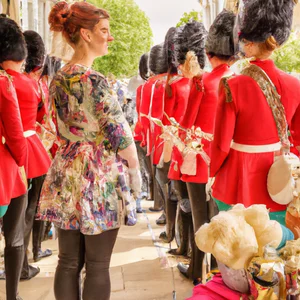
[48,1,69,32]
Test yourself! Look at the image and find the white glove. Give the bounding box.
[128,168,142,198]
[206,177,215,201]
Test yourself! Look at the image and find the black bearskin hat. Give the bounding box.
[139,53,149,81]
[0,18,27,63]
[163,27,177,73]
[24,30,46,73]
[237,0,296,45]
[206,9,236,57]
[149,44,168,75]
[173,20,207,69]
[41,55,62,78]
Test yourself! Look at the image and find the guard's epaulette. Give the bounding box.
[168,75,184,85]
[220,74,235,103]
[0,69,13,82]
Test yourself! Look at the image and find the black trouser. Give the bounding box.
[152,165,164,210]
[185,182,219,279]
[155,162,170,212]
[3,193,27,300]
[54,228,119,300]
[22,175,45,278]
[186,182,208,280]
[32,219,45,258]
[135,142,153,199]
[172,181,192,255]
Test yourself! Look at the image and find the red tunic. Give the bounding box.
[0,75,27,204]
[153,75,190,165]
[211,59,300,212]
[181,64,232,183]
[7,69,51,179]
[139,74,167,156]
[133,84,144,142]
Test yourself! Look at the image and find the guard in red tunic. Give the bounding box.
[172,13,237,283]
[138,44,168,219]
[211,0,300,226]
[134,53,154,213]
[0,17,29,300]
[22,30,54,266]
[156,27,191,241]
[5,30,51,281]
[0,73,27,210]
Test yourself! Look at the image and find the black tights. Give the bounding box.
[54,228,119,300]
[3,193,27,300]
[22,175,45,277]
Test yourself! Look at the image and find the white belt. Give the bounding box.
[230,141,281,153]
[2,130,36,144]
[23,130,36,138]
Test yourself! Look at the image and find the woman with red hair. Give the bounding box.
[38,2,141,299]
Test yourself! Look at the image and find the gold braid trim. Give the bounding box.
[220,76,234,103]
[241,64,289,148]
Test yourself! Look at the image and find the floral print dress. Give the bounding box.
[37,64,133,235]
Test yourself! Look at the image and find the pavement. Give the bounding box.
[0,200,193,300]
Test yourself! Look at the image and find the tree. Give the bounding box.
[88,0,153,78]
[176,10,202,27]
[272,32,300,73]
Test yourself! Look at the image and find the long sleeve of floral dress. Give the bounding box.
[38,64,133,235]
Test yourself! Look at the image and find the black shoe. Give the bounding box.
[159,231,173,243]
[168,248,187,256]
[20,265,40,281]
[193,278,202,286]
[34,248,52,262]
[136,208,143,214]
[177,262,189,278]
[149,206,163,212]
[156,213,166,225]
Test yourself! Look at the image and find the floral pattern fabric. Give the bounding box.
[37,64,133,235]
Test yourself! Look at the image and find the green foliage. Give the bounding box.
[272,32,300,73]
[176,10,202,27]
[88,0,153,78]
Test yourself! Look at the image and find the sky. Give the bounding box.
[134,0,201,45]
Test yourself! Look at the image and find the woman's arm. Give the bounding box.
[118,143,139,168]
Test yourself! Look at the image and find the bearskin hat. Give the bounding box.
[237,0,296,45]
[149,44,168,75]
[173,20,207,69]
[0,17,27,63]
[206,9,236,57]
[163,27,177,73]
[139,53,149,81]
[24,30,46,73]
[41,55,62,78]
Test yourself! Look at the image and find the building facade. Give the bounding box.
[1,0,52,50]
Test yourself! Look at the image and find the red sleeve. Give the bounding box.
[210,78,237,177]
[291,103,300,150]
[133,85,143,138]
[180,77,204,128]
[173,84,189,124]
[0,77,27,167]
[136,85,142,116]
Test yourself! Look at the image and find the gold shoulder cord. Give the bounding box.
[220,76,234,103]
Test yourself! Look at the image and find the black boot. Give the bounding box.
[32,220,44,261]
[169,209,192,256]
[5,245,24,300]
